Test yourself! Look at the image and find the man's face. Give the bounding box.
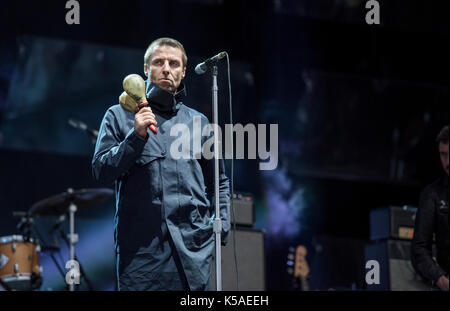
[439,141,449,176]
[144,45,186,93]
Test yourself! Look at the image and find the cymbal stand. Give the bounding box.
[67,188,78,291]
[58,190,94,291]
[27,222,67,288]
[16,213,33,241]
[47,217,70,290]
[56,225,94,291]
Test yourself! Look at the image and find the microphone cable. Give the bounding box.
[225,52,240,291]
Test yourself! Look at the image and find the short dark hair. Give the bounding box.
[436,125,449,144]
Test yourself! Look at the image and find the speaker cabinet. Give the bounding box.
[370,206,417,240]
[211,229,266,290]
[308,235,367,290]
[365,239,431,291]
[231,193,255,227]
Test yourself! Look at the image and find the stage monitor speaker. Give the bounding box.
[365,239,432,291]
[211,228,266,291]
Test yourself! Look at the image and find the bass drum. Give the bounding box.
[0,235,42,290]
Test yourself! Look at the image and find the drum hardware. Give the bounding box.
[17,214,68,288]
[0,254,8,270]
[2,187,113,291]
[0,277,12,291]
[40,242,68,290]
[28,187,114,217]
[28,187,113,291]
[13,210,36,238]
[50,211,94,291]
[0,235,42,291]
[67,193,77,292]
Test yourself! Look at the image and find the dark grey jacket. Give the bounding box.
[92,81,230,290]
[412,174,449,283]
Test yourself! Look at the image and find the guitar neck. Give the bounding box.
[289,245,310,291]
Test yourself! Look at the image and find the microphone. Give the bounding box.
[195,51,227,75]
[12,211,29,218]
[69,118,99,145]
[68,118,99,138]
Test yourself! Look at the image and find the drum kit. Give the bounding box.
[0,187,113,291]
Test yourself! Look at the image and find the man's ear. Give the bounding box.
[144,64,148,77]
[181,66,186,79]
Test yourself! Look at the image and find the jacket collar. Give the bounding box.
[145,80,186,114]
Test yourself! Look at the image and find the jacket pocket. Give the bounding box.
[135,153,164,166]
[135,134,166,166]
[123,152,163,178]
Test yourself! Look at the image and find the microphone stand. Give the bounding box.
[67,118,98,145]
[211,64,223,291]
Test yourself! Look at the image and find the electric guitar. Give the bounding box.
[287,245,310,291]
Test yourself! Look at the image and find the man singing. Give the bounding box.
[92,37,230,291]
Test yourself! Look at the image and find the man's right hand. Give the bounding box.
[436,275,449,291]
[134,107,157,139]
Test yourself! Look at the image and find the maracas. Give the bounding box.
[121,74,157,134]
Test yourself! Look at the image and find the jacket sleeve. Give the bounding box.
[92,108,147,185]
[411,186,447,283]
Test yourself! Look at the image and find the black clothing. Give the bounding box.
[412,174,449,283]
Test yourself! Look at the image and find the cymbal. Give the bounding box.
[29,188,114,216]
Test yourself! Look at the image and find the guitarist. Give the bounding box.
[412,125,449,291]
